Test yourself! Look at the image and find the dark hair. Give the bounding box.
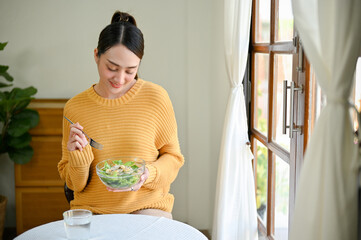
[97,11,144,60]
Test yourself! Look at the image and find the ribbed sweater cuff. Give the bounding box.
[145,164,157,185]
[68,145,94,167]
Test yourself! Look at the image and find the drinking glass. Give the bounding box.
[63,209,92,240]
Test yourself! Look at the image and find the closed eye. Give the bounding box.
[107,66,117,72]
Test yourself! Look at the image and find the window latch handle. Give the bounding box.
[283,80,304,138]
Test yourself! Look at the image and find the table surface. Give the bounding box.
[14,214,208,240]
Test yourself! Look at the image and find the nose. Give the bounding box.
[114,71,125,85]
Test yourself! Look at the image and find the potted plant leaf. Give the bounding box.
[0,41,39,238]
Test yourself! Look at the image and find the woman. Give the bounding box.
[58,11,184,219]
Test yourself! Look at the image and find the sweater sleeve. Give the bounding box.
[143,90,184,189]
[57,104,94,192]
[144,134,184,189]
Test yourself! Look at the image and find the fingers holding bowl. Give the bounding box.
[106,186,129,192]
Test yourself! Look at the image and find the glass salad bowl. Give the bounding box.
[96,157,145,190]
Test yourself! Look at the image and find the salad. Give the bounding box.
[96,159,144,189]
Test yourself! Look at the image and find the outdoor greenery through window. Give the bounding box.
[255,139,268,224]
[274,155,289,239]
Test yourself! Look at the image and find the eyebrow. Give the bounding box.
[107,59,138,69]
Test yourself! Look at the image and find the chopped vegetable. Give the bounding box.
[97,159,143,189]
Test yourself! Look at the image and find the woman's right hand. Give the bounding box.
[67,122,88,151]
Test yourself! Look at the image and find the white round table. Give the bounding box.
[14,214,208,240]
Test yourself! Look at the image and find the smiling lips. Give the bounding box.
[109,81,122,88]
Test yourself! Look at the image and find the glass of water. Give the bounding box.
[63,209,92,240]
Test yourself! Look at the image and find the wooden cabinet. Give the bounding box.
[15,99,69,234]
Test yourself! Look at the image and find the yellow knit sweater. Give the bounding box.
[58,79,184,214]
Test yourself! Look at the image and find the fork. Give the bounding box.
[64,116,103,150]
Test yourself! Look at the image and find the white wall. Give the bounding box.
[0,0,228,233]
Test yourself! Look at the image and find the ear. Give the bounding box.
[94,48,99,63]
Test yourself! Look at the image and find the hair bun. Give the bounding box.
[111,11,137,27]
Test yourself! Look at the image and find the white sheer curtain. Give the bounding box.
[212,0,258,239]
[290,0,361,239]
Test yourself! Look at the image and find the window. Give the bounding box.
[307,57,361,140]
[248,2,361,239]
[249,0,309,239]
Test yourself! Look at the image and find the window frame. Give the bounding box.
[247,0,311,238]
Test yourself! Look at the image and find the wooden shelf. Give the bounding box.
[15,99,69,235]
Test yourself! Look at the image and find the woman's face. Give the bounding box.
[94,44,141,98]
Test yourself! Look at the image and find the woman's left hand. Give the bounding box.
[106,167,149,192]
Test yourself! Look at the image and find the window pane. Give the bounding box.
[273,54,292,151]
[255,139,268,225]
[307,65,326,137]
[255,0,270,43]
[275,0,294,42]
[274,155,290,240]
[254,53,269,136]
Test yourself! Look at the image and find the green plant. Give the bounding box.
[256,143,267,208]
[0,42,39,164]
